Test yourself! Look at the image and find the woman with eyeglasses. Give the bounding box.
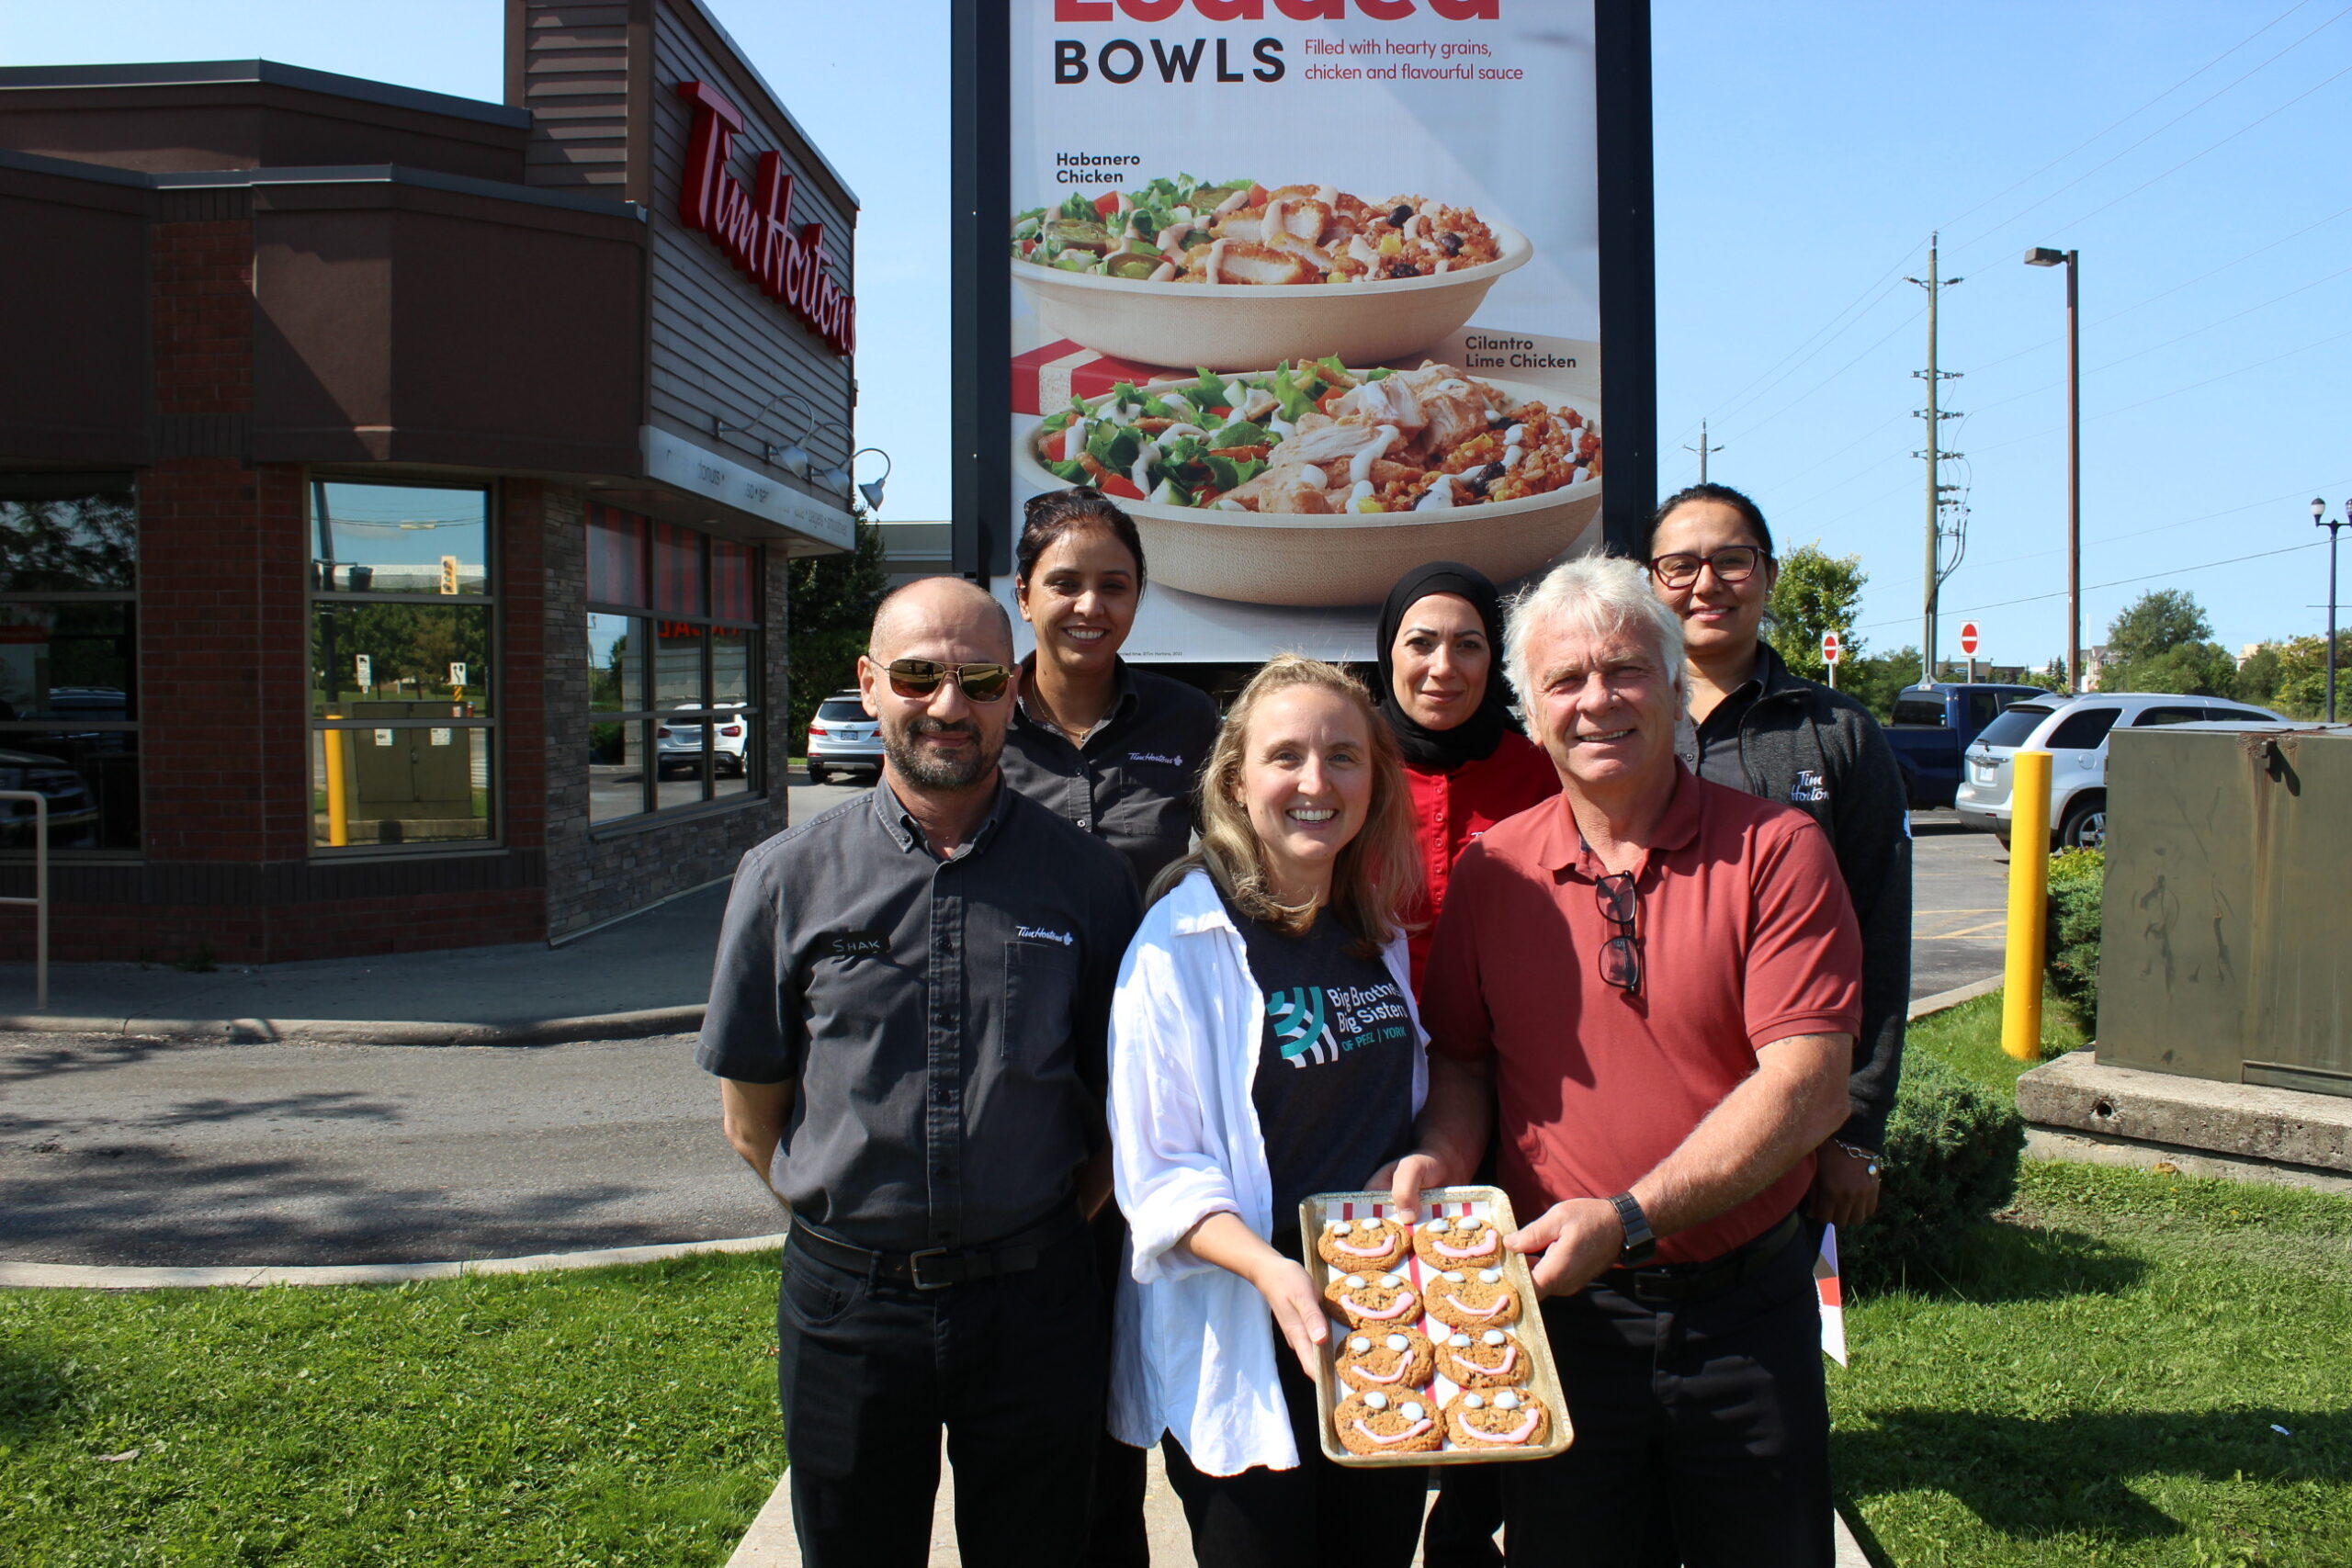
[1643,482,1910,1233]
[1001,487,1221,901]
[1107,655,1431,1568]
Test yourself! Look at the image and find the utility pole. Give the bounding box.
[1907,233,1964,683]
[1683,420,1723,484]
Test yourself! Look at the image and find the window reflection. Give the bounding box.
[654,623,705,712]
[311,604,493,718]
[712,628,753,706]
[312,482,489,595]
[311,726,492,848]
[590,718,646,823]
[588,614,639,713]
[0,731,139,851]
[0,489,137,593]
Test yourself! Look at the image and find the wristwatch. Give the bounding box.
[1608,1191,1657,1266]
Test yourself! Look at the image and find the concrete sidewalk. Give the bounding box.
[0,879,733,1044]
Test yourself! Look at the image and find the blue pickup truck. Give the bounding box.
[1884,682,2049,810]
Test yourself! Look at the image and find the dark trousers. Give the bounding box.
[775,1223,1107,1568]
[1159,1343,1428,1568]
[1499,1221,1832,1568]
[1079,1203,1150,1568]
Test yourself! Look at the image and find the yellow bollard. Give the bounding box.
[322,715,350,848]
[2001,750,2053,1061]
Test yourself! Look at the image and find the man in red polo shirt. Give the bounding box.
[1384,553,1860,1568]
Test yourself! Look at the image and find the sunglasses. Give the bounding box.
[1648,545,1768,591]
[879,658,1013,703]
[1595,872,1641,997]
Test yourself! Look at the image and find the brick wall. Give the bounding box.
[541,483,790,939]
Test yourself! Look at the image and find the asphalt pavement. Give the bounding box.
[0,787,2014,1269]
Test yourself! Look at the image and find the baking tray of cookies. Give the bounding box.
[1298,1185,1571,1468]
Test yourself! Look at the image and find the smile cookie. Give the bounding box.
[1317,1215,1409,1274]
[1434,1327,1528,1389]
[1333,1390,1442,1456]
[1412,1213,1505,1269]
[1335,1327,1436,1395]
[1424,1267,1520,1332]
[1325,1271,1419,1328]
[1442,1388,1550,1450]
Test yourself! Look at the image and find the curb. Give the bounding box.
[1905,974,2004,1021]
[0,1004,707,1045]
[0,1233,783,1291]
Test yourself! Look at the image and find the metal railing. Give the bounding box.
[0,791,48,1010]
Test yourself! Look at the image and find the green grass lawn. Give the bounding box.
[0,1252,783,1567]
[1830,988,2352,1566]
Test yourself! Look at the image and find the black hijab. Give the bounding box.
[1374,560,1517,770]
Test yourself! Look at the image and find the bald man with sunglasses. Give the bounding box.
[700,576,1141,1568]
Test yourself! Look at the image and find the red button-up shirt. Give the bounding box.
[1423,766,1862,1264]
[1401,729,1562,994]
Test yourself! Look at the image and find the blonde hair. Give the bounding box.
[1149,654,1422,957]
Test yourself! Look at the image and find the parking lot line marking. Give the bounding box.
[1922,919,2007,940]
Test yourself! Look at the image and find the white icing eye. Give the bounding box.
[1425,1217,1451,1233]
[1479,1269,1504,1284]
[1357,1217,1381,1235]
[1442,1270,1464,1283]
[1400,1402,1426,1420]
[1463,1393,1486,1409]
[1328,1220,1349,1235]
[1482,1329,1507,1346]
[1363,1391,1389,1410]
[1348,1337,1371,1354]
[1448,1333,1472,1348]
[1495,1391,1521,1409]
[1342,1275,1365,1288]
[1377,1274,1402,1289]
[1385,1334,1409,1352]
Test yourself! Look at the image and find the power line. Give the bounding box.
[1712,301,1923,447]
[1854,539,2324,630]
[1939,479,2352,578]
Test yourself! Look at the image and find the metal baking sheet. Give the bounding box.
[1299,1185,1572,1468]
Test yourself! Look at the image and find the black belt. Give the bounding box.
[1599,1210,1804,1306]
[788,1211,1079,1292]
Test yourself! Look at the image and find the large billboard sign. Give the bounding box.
[954,0,1654,664]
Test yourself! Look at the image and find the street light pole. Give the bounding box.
[2318,497,2344,723]
[2027,247,2081,692]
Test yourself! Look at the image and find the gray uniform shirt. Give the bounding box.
[696,779,1141,1253]
[999,657,1219,894]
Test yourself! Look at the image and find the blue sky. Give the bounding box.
[9,1,2346,666]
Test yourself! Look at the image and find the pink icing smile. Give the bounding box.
[1331,1236,1400,1258]
[1346,1291,1419,1321]
[1348,1359,1410,1385]
[1442,1292,1510,1319]
[1460,1411,1540,1444]
[1351,1417,1435,1447]
[1432,1235,1498,1259]
[1454,1342,1518,1376]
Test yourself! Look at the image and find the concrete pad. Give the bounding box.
[2018,1049,2352,1172]
[2024,1127,2352,1196]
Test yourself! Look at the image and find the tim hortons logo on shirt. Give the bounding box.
[1791,769,1830,806]
[1016,925,1077,946]
[1127,751,1186,768]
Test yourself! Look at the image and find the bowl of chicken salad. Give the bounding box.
[1015,358,1603,606]
[1012,176,1531,371]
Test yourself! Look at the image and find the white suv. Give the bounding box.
[1955,692,2287,850]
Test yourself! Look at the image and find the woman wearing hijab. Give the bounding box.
[1374,562,1561,994]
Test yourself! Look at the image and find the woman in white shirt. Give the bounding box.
[1107,654,1431,1567]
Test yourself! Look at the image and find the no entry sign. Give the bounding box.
[1960,622,1981,657]
[1821,630,1842,665]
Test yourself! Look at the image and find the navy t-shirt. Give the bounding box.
[1228,897,1419,1220]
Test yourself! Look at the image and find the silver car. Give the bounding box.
[806,691,882,784]
[1955,691,2287,850]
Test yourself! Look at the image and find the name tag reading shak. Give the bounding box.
[811,929,888,964]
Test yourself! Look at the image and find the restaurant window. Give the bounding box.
[587,504,762,822]
[0,476,140,854]
[308,479,495,852]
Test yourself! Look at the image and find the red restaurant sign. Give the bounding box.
[674,80,856,356]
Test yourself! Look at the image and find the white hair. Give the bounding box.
[1503,554,1687,707]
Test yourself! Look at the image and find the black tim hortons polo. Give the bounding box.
[697,779,1142,1254]
[1000,656,1219,893]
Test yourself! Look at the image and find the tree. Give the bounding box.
[2095,590,2237,696]
[786,512,891,747]
[1844,645,1921,722]
[1765,543,1867,683]
[2020,658,2071,694]
[2242,634,2346,718]
[2103,589,2211,666]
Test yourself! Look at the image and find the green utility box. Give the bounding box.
[335,701,477,843]
[2099,726,2351,1097]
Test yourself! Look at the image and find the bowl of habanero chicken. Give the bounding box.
[1015,358,1602,607]
[1011,176,1532,371]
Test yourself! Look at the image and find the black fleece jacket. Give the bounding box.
[1680,645,1912,1150]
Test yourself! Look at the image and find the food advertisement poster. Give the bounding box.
[969,0,1647,664]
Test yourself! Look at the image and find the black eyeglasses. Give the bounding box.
[1648,546,1768,591]
[1595,872,1641,997]
[879,659,1014,703]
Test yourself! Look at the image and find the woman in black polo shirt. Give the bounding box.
[1001,486,1219,893]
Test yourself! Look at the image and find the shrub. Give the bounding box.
[2044,847,2104,1031]
[1847,1053,2024,1293]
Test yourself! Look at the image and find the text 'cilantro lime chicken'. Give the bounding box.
[1033,359,1601,515]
